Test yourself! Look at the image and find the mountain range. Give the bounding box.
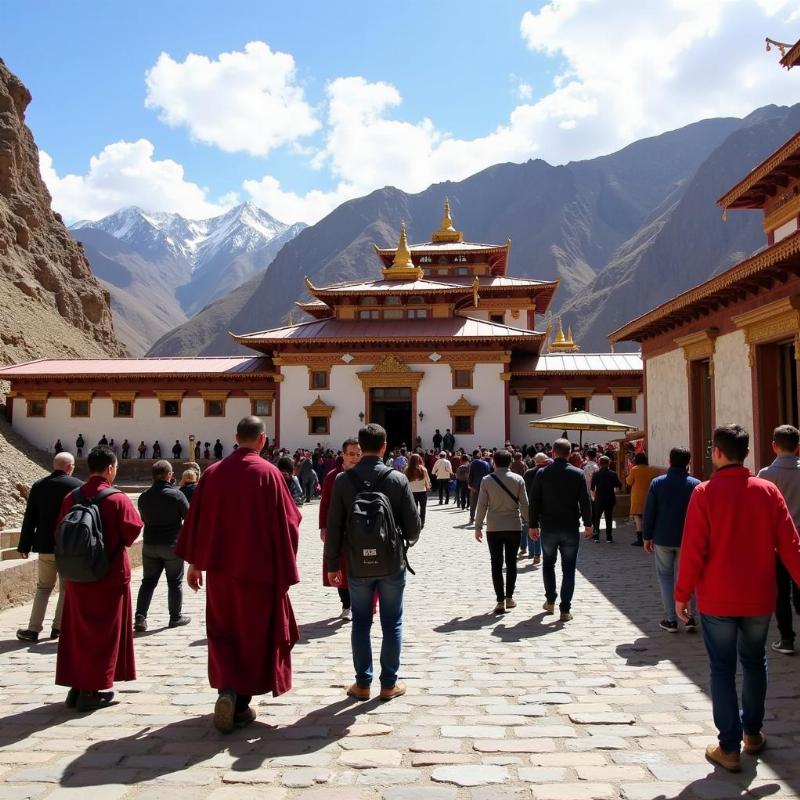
[146,104,799,357]
[70,203,305,354]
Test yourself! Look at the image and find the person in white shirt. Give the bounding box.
[432,452,454,504]
[405,453,432,528]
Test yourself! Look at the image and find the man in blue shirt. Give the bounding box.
[643,447,700,633]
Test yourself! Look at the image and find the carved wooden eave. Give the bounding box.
[447,394,479,415]
[674,328,719,362]
[303,396,335,418]
[356,354,424,391]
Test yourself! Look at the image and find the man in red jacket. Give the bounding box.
[676,424,800,772]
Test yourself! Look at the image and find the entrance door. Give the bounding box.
[755,339,799,468]
[690,358,713,479]
[370,387,413,450]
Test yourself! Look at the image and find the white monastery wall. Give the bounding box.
[12,395,270,457]
[713,330,755,471]
[646,349,689,467]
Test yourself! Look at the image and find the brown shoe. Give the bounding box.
[234,706,258,728]
[542,601,555,614]
[347,683,370,701]
[705,744,741,772]
[560,612,573,622]
[379,682,407,701]
[743,732,766,754]
[213,691,236,734]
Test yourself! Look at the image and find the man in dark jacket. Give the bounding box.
[643,447,700,633]
[591,455,622,542]
[468,449,491,524]
[16,453,82,642]
[522,452,550,563]
[530,438,593,621]
[134,460,190,632]
[326,423,421,702]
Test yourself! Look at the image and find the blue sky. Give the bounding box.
[2,1,799,223]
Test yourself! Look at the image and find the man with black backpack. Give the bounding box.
[54,445,143,712]
[325,423,421,702]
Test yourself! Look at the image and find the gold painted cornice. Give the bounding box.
[674,328,719,362]
[356,354,424,391]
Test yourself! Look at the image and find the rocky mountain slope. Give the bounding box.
[0,59,124,526]
[72,203,305,354]
[150,113,767,356]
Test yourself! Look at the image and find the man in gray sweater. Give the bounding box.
[475,449,530,614]
[757,424,800,655]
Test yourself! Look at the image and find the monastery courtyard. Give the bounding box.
[0,503,798,800]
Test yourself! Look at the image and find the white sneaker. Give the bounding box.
[339,606,352,621]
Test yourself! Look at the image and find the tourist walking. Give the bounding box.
[15,452,82,642]
[590,455,622,542]
[626,452,661,546]
[297,452,317,503]
[468,449,491,524]
[642,447,700,632]
[522,452,550,563]
[529,439,593,622]
[134,460,191,632]
[320,438,362,620]
[455,454,471,510]
[325,423,421,702]
[406,453,431,528]
[277,456,305,507]
[432,451,454,504]
[474,449,529,614]
[757,424,800,655]
[179,467,200,502]
[55,445,143,712]
[177,417,301,733]
[676,424,800,771]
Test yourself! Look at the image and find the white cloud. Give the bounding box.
[40,139,226,222]
[144,41,319,156]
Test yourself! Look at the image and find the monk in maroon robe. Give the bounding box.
[176,416,301,733]
[55,445,142,712]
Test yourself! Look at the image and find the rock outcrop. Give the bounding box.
[0,58,124,365]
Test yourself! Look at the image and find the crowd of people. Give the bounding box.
[57,435,229,461]
[13,416,800,772]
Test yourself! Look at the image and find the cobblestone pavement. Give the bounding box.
[1,500,799,800]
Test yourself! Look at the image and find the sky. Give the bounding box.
[2,0,800,225]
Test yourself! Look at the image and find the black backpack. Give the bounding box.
[55,487,122,582]
[344,468,406,578]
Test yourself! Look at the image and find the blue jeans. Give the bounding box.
[701,614,771,753]
[135,542,185,621]
[349,569,406,688]
[541,530,580,612]
[654,545,695,622]
[521,526,542,557]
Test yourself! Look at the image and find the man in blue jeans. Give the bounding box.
[676,424,800,772]
[522,452,550,564]
[643,446,700,633]
[529,439,593,622]
[325,424,421,701]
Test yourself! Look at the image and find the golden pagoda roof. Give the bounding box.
[382,223,424,281]
[548,319,580,352]
[432,197,464,243]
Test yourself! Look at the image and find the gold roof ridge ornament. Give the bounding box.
[432,196,464,243]
[549,318,580,352]
[383,222,423,280]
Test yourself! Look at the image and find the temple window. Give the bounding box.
[384,309,403,320]
[71,399,90,418]
[310,416,330,435]
[408,295,424,304]
[205,399,226,417]
[615,395,635,414]
[523,398,540,414]
[455,267,470,276]
[163,400,181,417]
[490,314,504,324]
[114,400,133,418]
[309,369,330,390]
[570,397,588,412]
[454,415,473,434]
[454,255,468,263]
[27,399,46,418]
[420,256,432,263]
[407,308,429,319]
[452,368,474,390]
[251,398,273,416]
[385,296,402,305]
[358,296,375,305]
[305,395,334,436]
[437,256,448,265]
[448,394,478,436]
[358,309,380,320]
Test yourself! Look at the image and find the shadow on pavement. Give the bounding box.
[58,696,377,786]
[577,523,798,799]
[297,616,348,643]
[490,611,565,642]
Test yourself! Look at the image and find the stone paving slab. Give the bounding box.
[0,501,799,799]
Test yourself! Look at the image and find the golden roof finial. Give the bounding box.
[567,325,574,343]
[555,318,566,343]
[382,222,423,281]
[432,197,464,243]
[549,319,580,351]
[304,275,316,293]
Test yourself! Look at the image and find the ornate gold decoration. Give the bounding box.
[675,328,719,362]
[65,391,94,402]
[199,390,230,401]
[383,223,423,281]
[303,396,335,417]
[548,319,580,352]
[357,354,424,391]
[473,275,480,308]
[246,390,275,400]
[447,394,478,414]
[733,297,800,352]
[432,197,464,243]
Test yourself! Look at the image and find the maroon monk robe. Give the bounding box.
[55,475,142,690]
[176,447,301,697]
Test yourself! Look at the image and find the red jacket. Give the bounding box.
[676,465,800,616]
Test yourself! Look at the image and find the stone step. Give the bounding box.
[0,547,24,561]
[0,529,21,549]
